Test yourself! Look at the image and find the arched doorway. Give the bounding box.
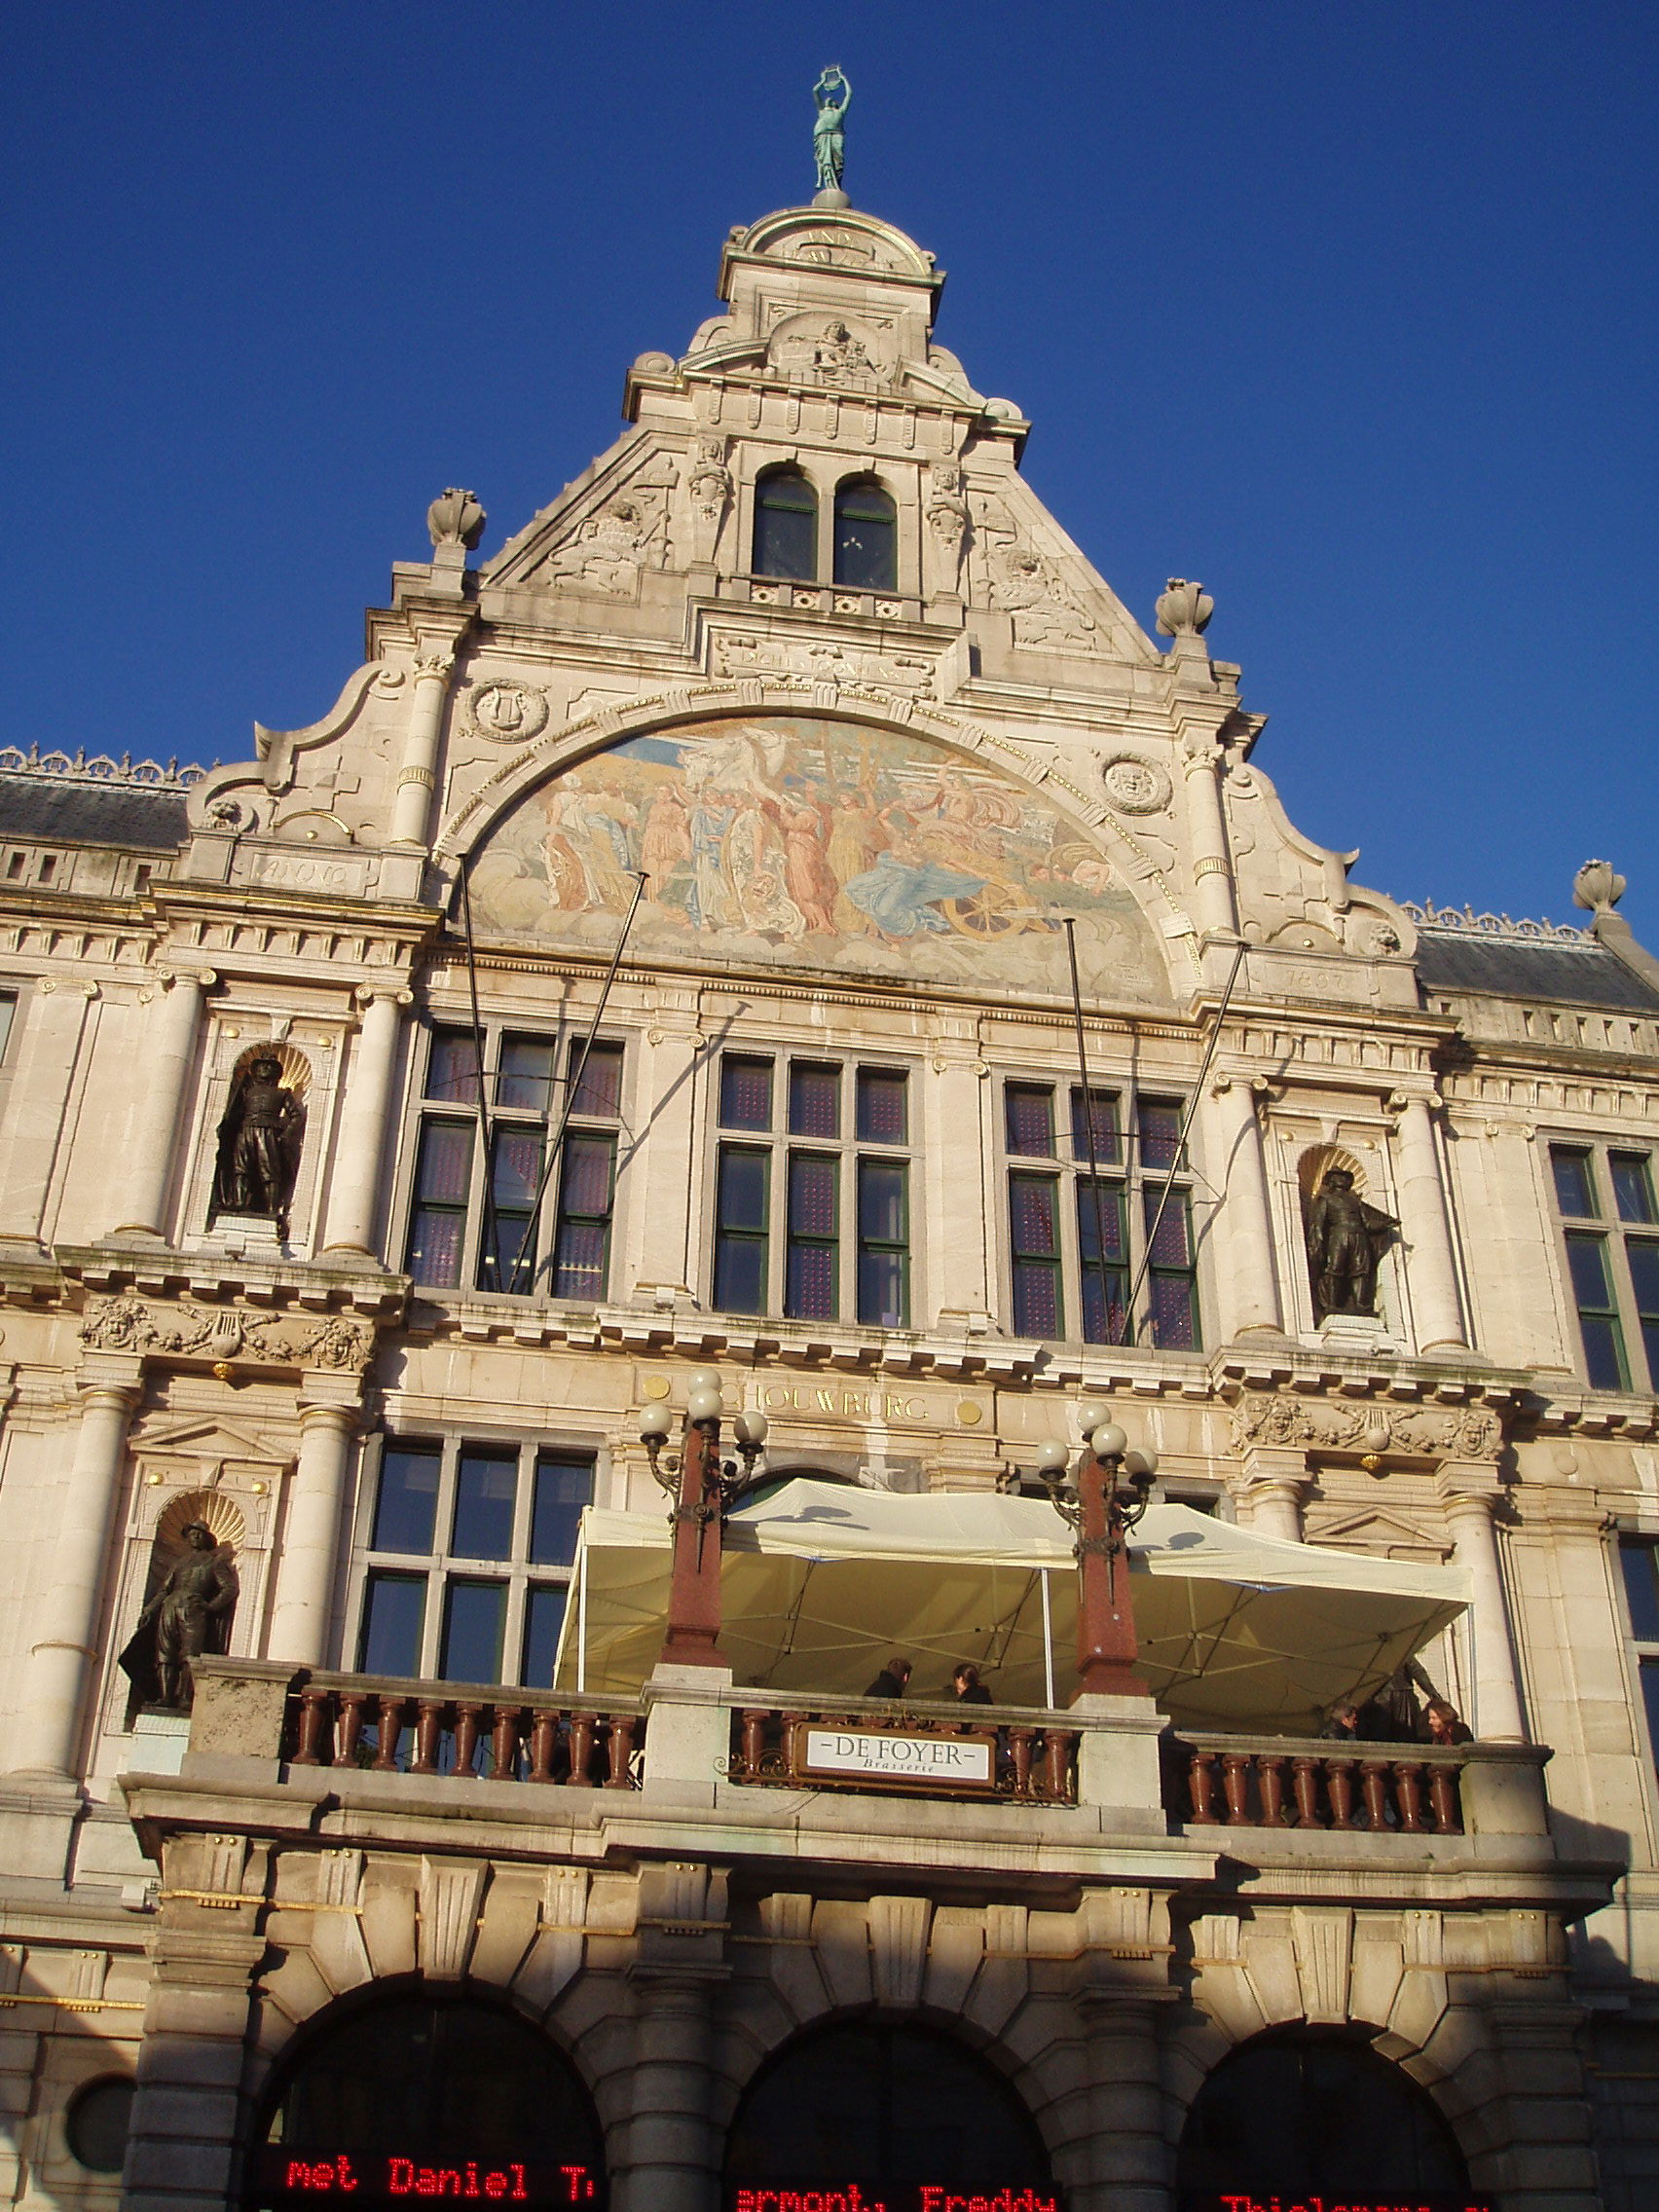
[247,1994,605,2211]
[1176,2028,1476,2211]
[725,2019,1053,2212]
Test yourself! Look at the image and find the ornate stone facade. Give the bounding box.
[0,190,1652,2212]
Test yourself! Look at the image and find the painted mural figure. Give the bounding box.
[465,717,1166,1005]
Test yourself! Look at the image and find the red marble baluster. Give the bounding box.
[1393,1760,1427,1833]
[290,1686,329,1766]
[489,1705,520,1782]
[1222,1752,1255,1825]
[372,1695,404,1771]
[1042,1730,1073,1803]
[1429,1761,1463,1835]
[1291,1755,1324,1828]
[1008,1726,1035,1799]
[739,1709,767,1780]
[453,1703,481,1778]
[410,1699,444,1777]
[1360,1758,1392,1830]
[1325,1757,1358,1829]
[527,1709,558,1784]
[567,1711,597,1787]
[1257,1753,1289,1827]
[336,1692,365,1768]
[1188,1749,1219,1824]
[607,1715,638,1788]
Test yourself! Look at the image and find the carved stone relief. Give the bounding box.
[925,462,969,591]
[765,313,896,387]
[973,502,1098,651]
[685,435,733,563]
[535,467,676,595]
[1231,1390,1502,1461]
[1100,754,1173,816]
[464,682,550,745]
[712,632,936,696]
[80,1294,374,1373]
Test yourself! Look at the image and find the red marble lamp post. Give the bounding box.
[1035,1400,1158,1704]
[642,1371,767,1670]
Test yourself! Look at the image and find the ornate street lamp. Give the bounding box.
[639,1371,767,1670]
[1031,1400,1158,1703]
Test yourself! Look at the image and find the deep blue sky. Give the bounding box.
[7,2,1656,940]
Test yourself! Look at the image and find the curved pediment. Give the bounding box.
[463,713,1174,1007]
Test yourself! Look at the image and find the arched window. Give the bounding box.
[833,477,897,590]
[726,2020,1051,2204]
[248,1995,605,2212]
[1176,2029,1470,2210]
[753,466,819,581]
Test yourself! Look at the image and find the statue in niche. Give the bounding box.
[812,66,851,195]
[1306,1168,1397,1320]
[212,1056,305,1228]
[119,1523,239,1714]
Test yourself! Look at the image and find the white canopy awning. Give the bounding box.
[553,1478,1469,1733]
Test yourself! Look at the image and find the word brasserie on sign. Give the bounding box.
[793,1729,997,1794]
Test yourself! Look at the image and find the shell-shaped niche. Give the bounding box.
[1299,1143,1371,1207]
[153,1488,245,1556]
[225,1042,313,1096]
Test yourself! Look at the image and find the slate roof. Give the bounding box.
[0,775,191,853]
[1416,928,1659,1014]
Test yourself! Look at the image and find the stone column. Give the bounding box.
[9,1362,142,1778]
[122,1836,263,2212]
[266,1390,360,1665]
[620,1969,723,2212]
[1240,1445,1309,1541]
[110,970,213,1238]
[322,986,411,1259]
[1180,736,1238,940]
[389,652,458,848]
[1389,1090,1470,1351]
[1075,1994,1169,2212]
[1439,1466,1525,1743]
[1209,1074,1284,1337]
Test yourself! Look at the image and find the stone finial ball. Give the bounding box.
[427,488,487,551]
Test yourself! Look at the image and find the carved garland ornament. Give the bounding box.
[1231,1390,1501,1461]
[80,1295,373,1373]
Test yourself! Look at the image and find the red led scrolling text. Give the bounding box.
[275,2157,599,2200]
[728,2189,1057,2212]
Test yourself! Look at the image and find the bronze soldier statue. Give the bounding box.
[1306,1168,1397,1320]
[212,1055,305,1226]
[119,1522,239,1713]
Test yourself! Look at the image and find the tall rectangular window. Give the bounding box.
[710,1052,913,1326]
[1550,1140,1658,1390]
[1010,1171,1063,1340]
[352,1436,597,1689]
[402,1024,626,1302]
[1619,1538,1659,1787]
[1001,1077,1200,1349]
